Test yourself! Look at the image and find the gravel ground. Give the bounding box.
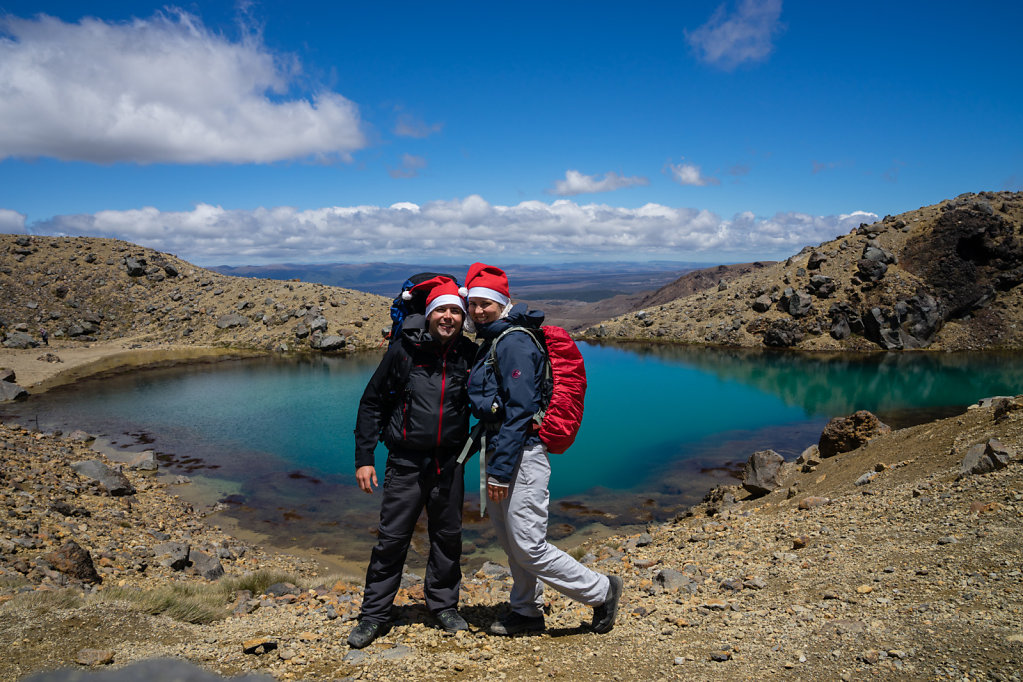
[2,397,1022,681]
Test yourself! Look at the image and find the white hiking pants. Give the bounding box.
[489,442,610,617]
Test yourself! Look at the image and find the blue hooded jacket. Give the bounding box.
[467,304,546,483]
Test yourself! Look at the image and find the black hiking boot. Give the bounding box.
[591,574,623,634]
[347,620,390,649]
[435,608,469,632]
[487,611,546,636]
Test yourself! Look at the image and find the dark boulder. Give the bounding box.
[762,320,802,347]
[857,258,888,283]
[807,251,827,270]
[959,438,1014,477]
[751,294,773,313]
[0,381,28,402]
[786,291,814,318]
[124,258,146,277]
[830,315,851,340]
[808,275,836,299]
[216,313,250,329]
[154,542,191,571]
[311,334,345,351]
[187,548,225,580]
[742,449,785,497]
[71,460,136,496]
[3,331,37,349]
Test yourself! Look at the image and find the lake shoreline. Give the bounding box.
[3,391,1022,680]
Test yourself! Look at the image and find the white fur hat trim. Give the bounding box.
[425,293,467,317]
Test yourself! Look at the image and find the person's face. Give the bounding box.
[427,304,465,343]
[468,297,502,326]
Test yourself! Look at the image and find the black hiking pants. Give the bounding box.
[359,453,464,623]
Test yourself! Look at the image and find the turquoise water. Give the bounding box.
[3,344,1020,567]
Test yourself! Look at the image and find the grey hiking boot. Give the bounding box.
[347,620,390,649]
[488,611,546,636]
[436,608,469,632]
[591,574,623,634]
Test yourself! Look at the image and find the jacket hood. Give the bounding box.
[476,303,545,339]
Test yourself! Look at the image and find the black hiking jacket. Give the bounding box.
[353,315,478,468]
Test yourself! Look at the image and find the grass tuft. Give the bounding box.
[218,570,303,597]
[1,588,84,613]
[97,584,228,624]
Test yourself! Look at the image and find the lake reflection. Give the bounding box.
[2,344,1018,570]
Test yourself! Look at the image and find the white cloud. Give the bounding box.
[685,0,784,70]
[0,208,27,232]
[667,159,720,186]
[389,154,427,179]
[25,198,877,265]
[394,113,443,139]
[551,170,650,196]
[0,11,365,164]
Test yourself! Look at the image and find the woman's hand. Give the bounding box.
[487,482,509,502]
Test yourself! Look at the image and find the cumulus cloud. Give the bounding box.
[666,159,720,186]
[551,170,649,196]
[25,197,876,265]
[812,160,838,174]
[0,208,27,233]
[0,11,365,163]
[389,154,427,179]
[394,113,443,139]
[685,0,784,70]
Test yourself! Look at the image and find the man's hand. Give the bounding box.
[356,465,378,493]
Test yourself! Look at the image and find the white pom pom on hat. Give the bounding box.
[402,290,413,301]
[458,286,468,297]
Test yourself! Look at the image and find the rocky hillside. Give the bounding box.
[0,235,392,354]
[588,191,1023,351]
[639,261,776,308]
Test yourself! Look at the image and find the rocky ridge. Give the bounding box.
[2,397,1021,681]
[588,191,1023,351]
[0,234,392,357]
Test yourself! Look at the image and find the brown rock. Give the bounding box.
[44,540,101,583]
[75,649,114,666]
[818,410,891,458]
[243,637,278,655]
[798,496,830,510]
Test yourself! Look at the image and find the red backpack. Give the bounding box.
[489,324,587,454]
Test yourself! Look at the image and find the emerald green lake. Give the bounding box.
[2,344,1019,569]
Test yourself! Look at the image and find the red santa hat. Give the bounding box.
[406,275,467,317]
[461,262,510,307]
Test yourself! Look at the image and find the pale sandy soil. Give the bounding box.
[1,340,263,393]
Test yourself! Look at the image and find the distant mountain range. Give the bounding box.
[208,261,712,302]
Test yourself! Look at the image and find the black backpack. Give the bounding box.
[387,272,459,346]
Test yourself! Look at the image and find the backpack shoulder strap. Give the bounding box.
[487,325,553,416]
[487,325,546,368]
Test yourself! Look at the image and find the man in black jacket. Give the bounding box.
[348,276,478,649]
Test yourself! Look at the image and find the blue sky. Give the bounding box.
[0,1,1020,266]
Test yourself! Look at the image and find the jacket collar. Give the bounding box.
[476,303,545,340]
